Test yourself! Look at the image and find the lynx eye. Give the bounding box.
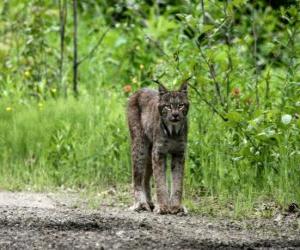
[178,104,185,110]
[165,105,171,110]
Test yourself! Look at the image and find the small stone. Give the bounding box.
[116,230,125,237]
[274,214,283,223]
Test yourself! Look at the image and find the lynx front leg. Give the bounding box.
[152,151,169,214]
[130,137,152,212]
[170,153,187,215]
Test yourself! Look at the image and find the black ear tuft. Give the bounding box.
[179,82,188,94]
[179,76,192,94]
[159,84,168,95]
[152,79,168,95]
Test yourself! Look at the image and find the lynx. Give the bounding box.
[127,81,189,214]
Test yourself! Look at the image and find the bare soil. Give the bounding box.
[0,191,299,249]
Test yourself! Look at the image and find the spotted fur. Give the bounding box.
[127,82,189,214]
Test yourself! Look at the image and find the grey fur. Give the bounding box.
[127,83,189,214]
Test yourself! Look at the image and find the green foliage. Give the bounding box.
[0,93,130,190]
[0,0,299,215]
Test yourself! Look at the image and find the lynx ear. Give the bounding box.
[152,79,168,96]
[179,82,188,94]
[158,84,168,95]
[179,76,192,94]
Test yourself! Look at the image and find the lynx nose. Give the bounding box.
[172,112,179,120]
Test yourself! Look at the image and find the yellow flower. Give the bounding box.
[6,107,12,112]
[139,64,144,70]
[24,71,31,78]
[38,103,43,110]
[132,77,137,84]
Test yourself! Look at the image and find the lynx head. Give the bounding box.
[158,82,189,124]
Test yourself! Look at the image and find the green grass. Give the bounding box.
[0,91,131,190]
[1,1,300,217]
[0,90,299,217]
[186,103,300,216]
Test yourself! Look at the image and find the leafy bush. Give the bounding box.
[0,0,299,213]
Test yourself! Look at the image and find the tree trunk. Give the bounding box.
[73,0,78,96]
[59,0,67,97]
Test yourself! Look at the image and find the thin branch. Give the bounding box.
[174,50,180,71]
[236,125,259,154]
[189,82,228,122]
[77,27,111,66]
[153,75,192,88]
[59,0,67,97]
[146,35,171,59]
[73,0,78,96]
[152,71,166,84]
[152,79,162,86]
[223,2,233,112]
[200,0,206,25]
[281,22,297,108]
[206,18,227,40]
[182,76,193,83]
[252,10,259,106]
[198,48,224,106]
[265,69,271,108]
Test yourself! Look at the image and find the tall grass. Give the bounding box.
[0,0,299,216]
[0,91,130,190]
[187,104,300,215]
[0,89,299,216]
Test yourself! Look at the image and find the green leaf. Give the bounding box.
[226,112,243,123]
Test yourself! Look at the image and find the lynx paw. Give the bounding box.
[129,202,152,212]
[169,205,188,215]
[154,204,169,215]
[147,201,155,211]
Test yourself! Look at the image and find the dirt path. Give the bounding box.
[0,192,299,249]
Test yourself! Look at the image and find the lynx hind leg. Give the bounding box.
[127,94,151,212]
[143,155,154,211]
[129,135,153,212]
